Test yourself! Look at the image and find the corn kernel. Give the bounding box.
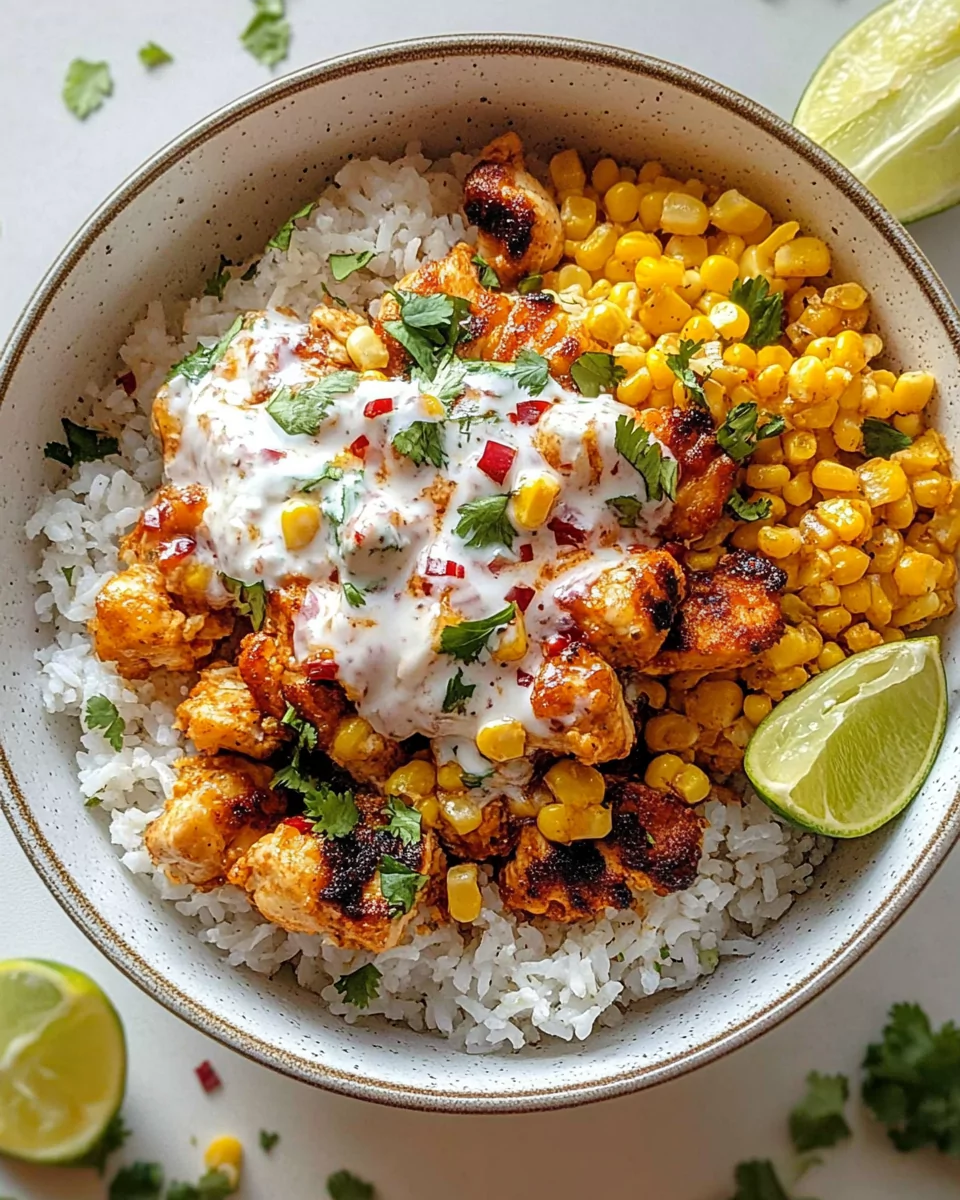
[538,802,612,843]
[644,712,700,752]
[681,314,718,343]
[787,355,827,403]
[685,679,743,730]
[591,156,620,194]
[743,693,773,725]
[644,752,685,790]
[665,235,709,268]
[495,611,528,663]
[780,430,815,467]
[544,760,606,808]
[672,764,712,805]
[205,1136,243,1188]
[446,863,482,923]
[830,329,867,373]
[638,287,692,336]
[817,642,846,671]
[765,625,816,672]
[639,190,667,231]
[823,282,868,310]
[615,230,662,263]
[832,413,863,454]
[550,149,586,193]
[561,195,598,241]
[584,299,630,345]
[557,263,593,293]
[634,255,685,291]
[912,472,951,509]
[774,237,831,278]
[780,472,812,508]
[698,254,739,294]
[685,547,723,571]
[476,717,525,762]
[575,223,618,272]
[857,458,909,507]
[420,394,445,418]
[586,279,613,301]
[659,191,709,236]
[709,189,767,234]
[720,342,756,371]
[616,367,654,408]
[845,623,884,653]
[604,181,641,223]
[816,606,853,637]
[894,550,944,596]
[436,763,463,792]
[331,715,373,761]
[385,759,436,799]
[638,160,663,183]
[811,460,859,494]
[602,257,635,285]
[817,498,866,542]
[839,578,872,614]
[893,371,936,414]
[891,592,942,628]
[746,463,790,490]
[610,284,640,320]
[758,524,803,558]
[827,545,869,586]
[345,325,389,371]
[708,301,750,342]
[280,499,321,551]
[440,793,483,835]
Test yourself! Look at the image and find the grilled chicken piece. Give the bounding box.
[145,755,284,886]
[175,663,288,759]
[646,550,787,675]
[499,780,704,920]
[555,550,686,671]
[437,796,518,861]
[91,563,233,680]
[121,484,211,601]
[529,642,634,764]
[462,132,564,288]
[376,242,599,384]
[228,794,445,952]
[636,406,738,543]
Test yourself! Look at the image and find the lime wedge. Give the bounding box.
[745,637,947,837]
[794,0,960,222]
[0,959,126,1164]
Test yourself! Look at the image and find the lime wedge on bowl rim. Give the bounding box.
[794,0,960,223]
[0,959,125,1164]
[745,637,947,838]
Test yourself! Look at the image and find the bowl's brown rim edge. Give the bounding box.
[2,32,960,1114]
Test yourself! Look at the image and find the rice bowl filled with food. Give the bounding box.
[28,129,956,1053]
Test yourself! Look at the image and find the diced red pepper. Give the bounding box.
[195,1061,222,1093]
[518,543,534,563]
[116,371,137,395]
[159,535,197,566]
[477,440,516,485]
[425,558,465,579]
[349,434,370,460]
[283,815,314,835]
[260,447,286,464]
[544,633,571,656]
[304,659,339,681]
[516,668,534,687]
[514,400,551,425]
[504,584,535,613]
[363,397,394,419]
[548,516,587,547]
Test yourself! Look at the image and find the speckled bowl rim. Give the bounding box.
[2,33,960,1114]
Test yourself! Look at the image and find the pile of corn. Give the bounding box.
[542,148,958,787]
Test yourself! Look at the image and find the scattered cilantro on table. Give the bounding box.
[327,1170,375,1200]
[240,0,291,68]
[63,59,113,119]
[258,1130,280,1153]
[790,1072,852,1153]
[139,43,173,69]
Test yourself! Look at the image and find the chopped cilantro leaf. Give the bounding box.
[862,417,912,459]
[240,0,291,68]
[204,255,232,300]
[63,59,113,120]
[420,354,467,401]
[329,250,375,281]
[570,351,626,397]
[392,420,447,468]
[219,574,267,630]
[138,42,173,69]
[378,854,427,915]
[77,1111,131,1174]
[453,493,516,550]
[108,1161,164,1200]
[716,402,786,462]
[85,696,124,752]
[472,254,500,289]
[166,1168,236,1200]
[84,795,103,808]
[167,315,243,383]
[302,782,360,839]
[267,200,316,252]
[605,495,645,528]
[511,348,550,396]
[383,289,471,380]
[280,704,317,752]
[44,418,119,468]
[665,338,708,408]
[517,273,543,295]
[259,1130,280,1153]
[266,371,360,436]
[334,963,382,1009]
[729,276,784,349]
[613,414,677,501]
[461,770,492,789]
[298,463,344,491]
[439,603,516,664]
[727,1159,791,1200]
[383,796,421,846]
[726,491,773,522]
[61,566,76,585]
[789,1071,851,1153]
[327,1170,375,1200]
[342,582,366,608]
[442,668,476,714]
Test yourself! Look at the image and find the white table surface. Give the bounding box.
[3,3,960,1197]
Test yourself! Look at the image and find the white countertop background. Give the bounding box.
[3,3,960,1197]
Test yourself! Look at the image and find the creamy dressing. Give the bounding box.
[161,311,674,756]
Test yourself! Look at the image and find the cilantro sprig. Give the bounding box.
[327,1170,375,1200]
[665,338,708,408]
[727,1160,791,1200]
[862,417,912,459]
[241,0,291,69]
[219,574,267,630]
[453,493,516,549]
[790,1072,851,1153]
[392,420,447,468]
[729,276,784,349]
[383,289,471,382]
[382,796,421,846]
[512,348,550,396]
[85,696,125,752]
[472,254,501,289]
[139,43,173,69]
[44,419,119,468]
[613,414,677,502]
[378,854,428,915]
[63,59,113,119]
[333,963,382,1009]
[266,371,360,436]
[258,1130,280,1153]
[717,402,786,462]
[570,351,626,397]
[167,316,243,383]
[329,250,375,281]
[267,200,316,252]
[605,495,646,528]
[442,668,476,714]
[726,491,773,522]
[439,603,516,664]
[517,273,543,295]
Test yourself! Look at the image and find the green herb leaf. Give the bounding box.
[327,1170,375,1200]
[383,290,471,380]
[461,770,493,789]
[726,491,773,522]
[204,255,232,301]
[517,273,543,295]
[392,420,447,468]
[439,603,516,664]
[138,42,173,69]
[665,338,708,408]
[84,795,103,808]
[258,1130,280,1152]
[298,463,344,491]
[44,418,119,468]
[727,1159,791,1200]
[383,796,421,846]
[716,402,786,462]
[453,493,516,549]
[342,582,366,608]
[76,1111,131,1174]
[61,566,76,585]
[333,964,382,1009]
[862,417,912,459]
[613,414,678,501]
[266,371,360,436]
[790,1071,851,1153]
[240,0,291,68]
[280,704,318,752]
[63,59,113,119]
[167,315,243,383]
[570,351,626,397]
[511,348,550,396]
[267,200,316,252]
[863,1002,960,1155]
[421,355,467,401]
[302,782,360,839]
[329,251,375,281]
[605,495,645,527]
[108,1161,164,1200]
[472,254,501,289]
[219,574,267,630]
[390,290,460,331]
[166,1168,237,1200]
[378,854,427,915]
[85,696,124,752]
[729,277,784,349]
[441,668,476,714]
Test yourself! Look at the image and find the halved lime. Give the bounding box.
[794,0,960,222]
[745,637,947,837]
[0,959,126,1163]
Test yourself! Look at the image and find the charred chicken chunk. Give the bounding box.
[529,642,634,764]
[436,795,518,861]
[175,663,288,760]
[145,754,284,886]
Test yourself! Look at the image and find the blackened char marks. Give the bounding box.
[319,805,423,920]
[526,838,633,917]
[606,779,705,895]
[464,162,536,261]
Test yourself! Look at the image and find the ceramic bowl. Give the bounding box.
[2,35,959,1113]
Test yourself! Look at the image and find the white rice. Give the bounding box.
[28,144,831,1051]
